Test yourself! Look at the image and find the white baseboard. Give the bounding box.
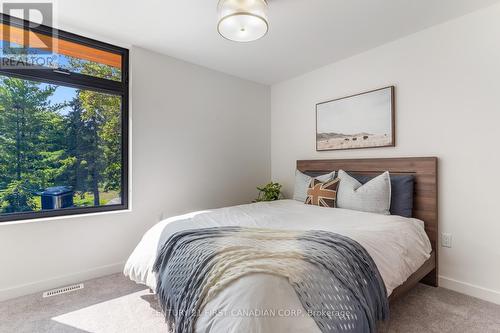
[439,275,500,305]
[0,262,125,302]
[3,267,499,305]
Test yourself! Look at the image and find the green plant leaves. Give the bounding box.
[254,182,282,202]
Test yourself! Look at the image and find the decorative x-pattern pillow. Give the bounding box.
[305,178,340,208]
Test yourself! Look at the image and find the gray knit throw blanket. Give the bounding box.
[153,226,388,333]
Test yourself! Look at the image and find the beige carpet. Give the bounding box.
[1,273,499,333]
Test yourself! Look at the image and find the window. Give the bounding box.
[0,14,128,222]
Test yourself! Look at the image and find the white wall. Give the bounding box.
[0,46,270,301]
[271,4,500,304]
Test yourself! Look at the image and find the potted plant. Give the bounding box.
[254,182,283,202]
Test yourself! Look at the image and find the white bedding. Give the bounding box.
[124,200,431,333]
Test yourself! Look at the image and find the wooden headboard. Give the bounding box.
[297,157,438,287]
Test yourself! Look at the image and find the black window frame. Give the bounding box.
[0,13,129,222]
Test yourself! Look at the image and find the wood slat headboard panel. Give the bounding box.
[297,157,438,285]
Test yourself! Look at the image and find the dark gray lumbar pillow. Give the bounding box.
[293,170,335,202]
[337,170,392,215]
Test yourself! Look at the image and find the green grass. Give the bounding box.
[32,189,120,210]
[73,190,119,206]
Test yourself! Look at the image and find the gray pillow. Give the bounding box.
[351,173,415,217]
[336,170,391,215]
[293,170,335,202]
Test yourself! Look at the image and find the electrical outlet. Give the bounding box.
[441,233,452,248]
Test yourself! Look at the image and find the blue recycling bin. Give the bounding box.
[40,186,74,210]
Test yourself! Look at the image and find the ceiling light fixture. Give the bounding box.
[217,0,269,43]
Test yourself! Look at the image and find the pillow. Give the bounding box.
[305,178,340,208]
[293,170,335,202]
[336,170,391,215]
[351,173,415,218]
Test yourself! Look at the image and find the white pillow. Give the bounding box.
[293,170,335,202]
[336,170,391,215]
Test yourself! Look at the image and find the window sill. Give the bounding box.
[0,208,132,226]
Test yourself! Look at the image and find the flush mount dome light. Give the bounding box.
[217,0,269,42]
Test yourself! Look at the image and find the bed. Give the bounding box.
[124,157,438,332]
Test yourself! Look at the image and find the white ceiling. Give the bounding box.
[53,0,499,85]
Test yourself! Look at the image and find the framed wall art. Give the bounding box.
[316,86,395,151]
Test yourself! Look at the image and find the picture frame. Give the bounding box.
[316,86,395,151]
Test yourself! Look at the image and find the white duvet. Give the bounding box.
[124,200,431,333]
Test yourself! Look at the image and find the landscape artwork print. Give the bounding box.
[316,86,394,151]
